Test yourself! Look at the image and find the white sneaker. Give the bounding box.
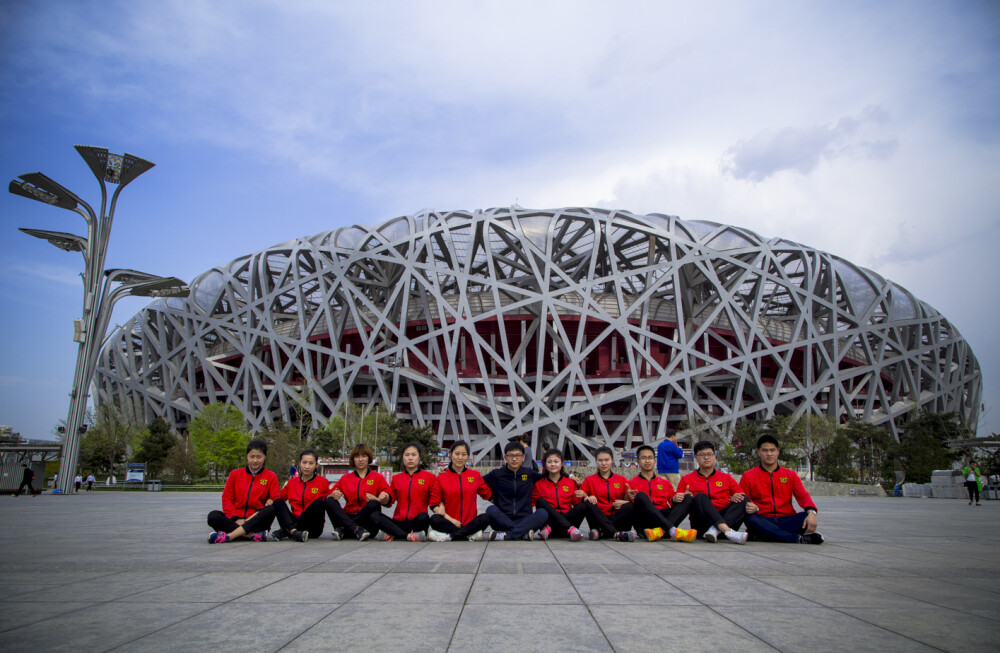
[704,526,720,543]
[725,530,748,545]
[468,530,486,542]
[427,529,450,542]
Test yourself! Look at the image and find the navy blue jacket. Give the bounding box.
[483,464,542,520]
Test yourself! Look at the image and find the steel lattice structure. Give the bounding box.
[96,207,981,462]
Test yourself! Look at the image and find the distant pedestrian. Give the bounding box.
[86,474,95,491]
[963,461,983,506]
[74,475,83,493]
[13,463,39,497]
[656,430,684,488]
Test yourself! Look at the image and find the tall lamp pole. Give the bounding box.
[9,146,189,494]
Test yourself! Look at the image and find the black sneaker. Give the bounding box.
[355,528,371,542]
[291,530,308,543]
[271,529,289,541]
[615,531,636,542]
[799,532,824,545]
[330,528,345,541]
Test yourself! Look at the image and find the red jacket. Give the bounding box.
[221,466,281,520]
[334,470,391,515]
[677,469,744,510]
[433,465,491,526]
[388,469,440,521]
[581,472,629,516]
[740,465,816,518]
[532,475,581,513]
[627,473,676,510]
[280,472,331,518]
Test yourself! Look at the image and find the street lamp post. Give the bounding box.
[8,146,189,495]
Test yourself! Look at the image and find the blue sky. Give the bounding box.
[1,1,998,440]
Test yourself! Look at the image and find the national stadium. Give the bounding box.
[95,207,981,463]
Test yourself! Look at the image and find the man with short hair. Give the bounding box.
[482,441,549,540]
[628,445,697,542]
[580,446,636,541]
[676,441,748,544]
[13,463,39,497]
[741,435,823,544]
[656,430,684,488]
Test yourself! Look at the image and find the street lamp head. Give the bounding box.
[18,228,88,252]
[128,277,189,298]
[9,173,81,211]
[75,145,154,188]
[104,268,161,285]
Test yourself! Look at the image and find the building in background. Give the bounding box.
[94,207,981,463]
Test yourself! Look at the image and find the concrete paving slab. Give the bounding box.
[125,571,293,602]
[467,572,580,604]
[567,573,698,605]
[0,600,213,652]
[283,602,461,651]
[590,605,778,651]
[350,572,474,604]
[116,601,337,652]
[451,603,612,651]
[5,571,203,602]
[840,605,1000,652]
[714,605,941,653]
[234,572,381,603]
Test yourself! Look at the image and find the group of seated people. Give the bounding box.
[206,434,823,546]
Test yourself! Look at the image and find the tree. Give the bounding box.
[384,419,441,471]
[787,414,839,481]
[188,403,251,481]
[80,399,145,477]
[817,433,855,483]
[134,417,176,479]
[162,434,202,483]
[260,421,298,483]
[896,411,964,484]
[719,421,760,473]
[842,420,897,485]
[319,403,397,458]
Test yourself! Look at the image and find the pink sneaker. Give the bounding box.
[208,531,230,544]
[568,527,583,542]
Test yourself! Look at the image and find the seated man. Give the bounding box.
[580,446,635,542]
[676,440,748,544]
[628,445,697,542]
[741,435,823,544]
[482,441,549,540]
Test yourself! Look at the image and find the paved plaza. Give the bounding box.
[0,492,998,652]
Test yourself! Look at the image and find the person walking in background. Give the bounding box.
[74,474,82,493]
[86,474,95,491]
[963,460,983,506]
[656,430,684,488]
[13,463,39,497]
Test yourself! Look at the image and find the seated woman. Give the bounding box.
[532,449,586,541]
[326,443,389,541]
[207,439,281,543]
[271,449,332,542]
[370,441,438,542]
[427,441,492,541]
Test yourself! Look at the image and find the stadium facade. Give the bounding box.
[95,207,981,462]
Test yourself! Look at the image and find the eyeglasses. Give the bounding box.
[505,453,524,459]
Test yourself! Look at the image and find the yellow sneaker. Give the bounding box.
[672,527,697,542]
[644,527,664,542]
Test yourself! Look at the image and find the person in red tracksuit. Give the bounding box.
[676,440,749,544]
[580,446,636,542]
[627,445,697,543]
[371,442,440,542]
[271,449,336,542]
[532,449,587,541]
[741,434,823,544]
[207,440,282,543]
[328,443,389,541]
[427,441,492,541]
